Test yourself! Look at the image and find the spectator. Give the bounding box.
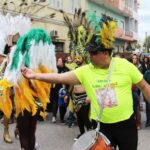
[131,54,142,129]
[58,84,69,123]
[144,69,150,127]
[51,57,69,123]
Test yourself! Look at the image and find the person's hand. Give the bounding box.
[21,67,36,79]
[64,96,68,103]
[85,97,90,105]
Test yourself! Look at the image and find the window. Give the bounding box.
[69,0,80,13]
[53,41,64,52]
[120,21,125,29]
[114,45,119,53]
[49,0,63,9]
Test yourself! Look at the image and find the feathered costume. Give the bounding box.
[60,9,117,62]
[61,10,117,115]
[0,28,57,119]
[0,14,31,54]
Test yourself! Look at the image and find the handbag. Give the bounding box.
[72,59,114,150]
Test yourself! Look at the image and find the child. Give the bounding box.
[58,84,69,123]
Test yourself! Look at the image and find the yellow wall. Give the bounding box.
[0,0,85,53]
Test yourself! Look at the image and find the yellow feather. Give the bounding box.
[99,21,117,49]
[0,65,53,120]
[0,79,13,118]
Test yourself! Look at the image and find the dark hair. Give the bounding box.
[4,44,11,55]
[57,57,66,64]
[85,35,113,56]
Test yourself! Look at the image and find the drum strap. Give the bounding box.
[91,58,114,131]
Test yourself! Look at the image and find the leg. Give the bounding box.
[100,114,137,150]
[17,110,32,150]
[3,115,13,143]
[76,109,85,135]
[80,105,92,130]
[91,119,97,129]
[14,123,19,138]
[136,105,141,129]
[67,111,76,127]
[52,90,58,122]
[59,106,67,122]
[29,115,37,150]
[116,115,138,150]
[145,101,150,126]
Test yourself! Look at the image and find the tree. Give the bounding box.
[143,35,150,53]
[135,43,141,49]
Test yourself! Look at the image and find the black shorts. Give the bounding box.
[100,114,137,150]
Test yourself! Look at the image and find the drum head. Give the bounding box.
[72,130,97,150]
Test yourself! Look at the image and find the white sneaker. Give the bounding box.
[35,142,39,150]
[20,143,39,150]
[52,116,56,123]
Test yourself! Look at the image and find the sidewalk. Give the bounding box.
[0,111,149,150]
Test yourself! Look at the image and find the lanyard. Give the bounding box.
[91,58,114,130]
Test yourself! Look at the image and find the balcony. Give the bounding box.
[125,30,133,37]
[132,10,138,20]
[115,28,136,42]
[133,32,138,40]
[115,27,124,39]
[123,6,133,16]
[107,0,120,8]
[90,0,133,17]
[90,0,119,9]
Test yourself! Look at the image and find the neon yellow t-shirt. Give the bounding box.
[73,57,143,123]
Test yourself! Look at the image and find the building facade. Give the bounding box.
[0,0,140,54]
[87,0,140,53]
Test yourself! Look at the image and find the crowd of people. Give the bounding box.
[46,52,150,135]
[1,10,150,150]
[1,51,150,150]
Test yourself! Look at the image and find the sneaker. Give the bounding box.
[52,116,56,123]
[68,123,72,128]
[74,134,82,141]
[68,123,75,128]
[35,142,39,150]
[137,125,142,130]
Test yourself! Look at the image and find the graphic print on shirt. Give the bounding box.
[96,87,117,109]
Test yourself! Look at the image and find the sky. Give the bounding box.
[138,0,150,43]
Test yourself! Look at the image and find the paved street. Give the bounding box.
[0,112,150,150]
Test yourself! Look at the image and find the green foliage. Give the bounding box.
[143,36,150,52]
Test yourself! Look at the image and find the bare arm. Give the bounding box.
[36,71,80,85]
[21,67,80,85]
[136,79,150,103]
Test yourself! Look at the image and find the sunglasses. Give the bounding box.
[89,51,99,55]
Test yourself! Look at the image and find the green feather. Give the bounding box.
[10,35,27,70]
[10,28,52,71]
[26,28,51,45]
[85,11,101,34]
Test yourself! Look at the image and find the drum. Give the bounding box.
[72,130,113,150]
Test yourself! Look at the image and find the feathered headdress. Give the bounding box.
[0,28,57,119]
[60,9,92,63]
[85,13,117,52]
[60,10,117,62]
[0,14,31,54]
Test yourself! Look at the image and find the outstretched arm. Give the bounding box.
[136,79,150,103]
[21,67,80,85]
